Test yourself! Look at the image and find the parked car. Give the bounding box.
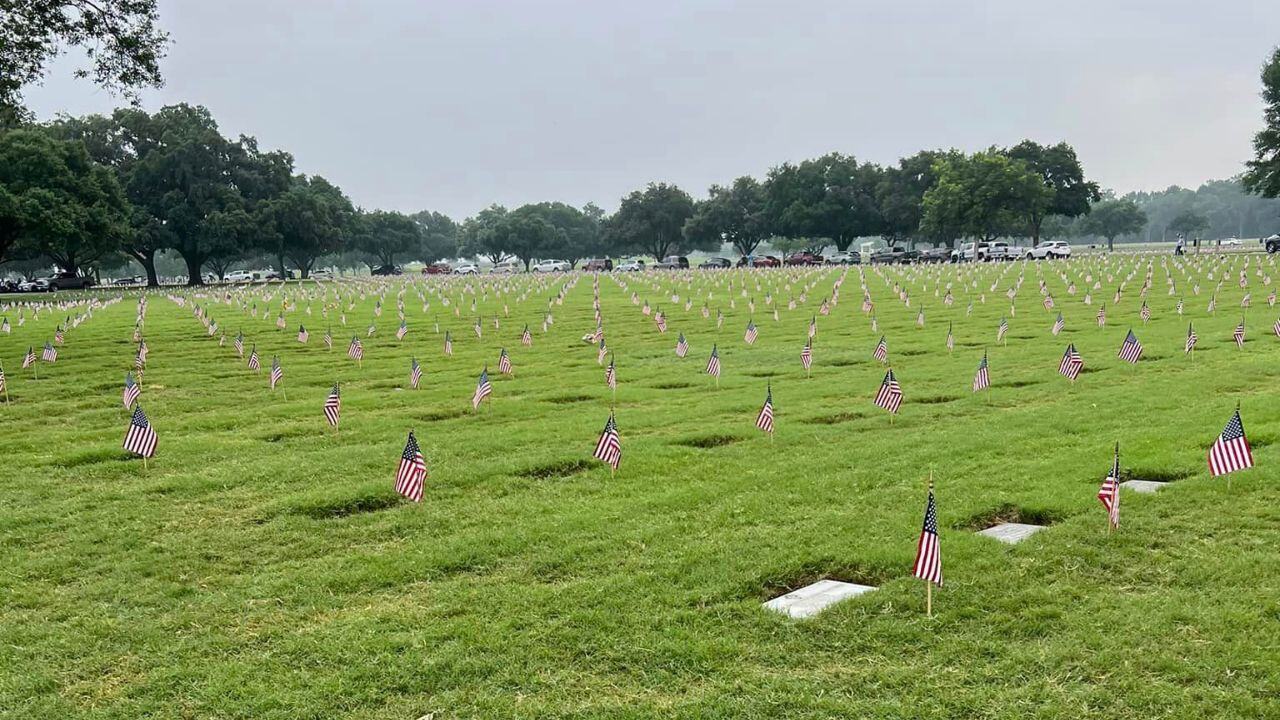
[1221,237,1243,246]
[225,270,254,283]
[917,247,952,264]
[453,262,480,275]
[869,246,917,264]
[956,242,994,262]
[491,259,522,274]
[311,269,334,280]
[423,262,451,275]
[1264,234,1280,253]
[0,279,19,293]
[654,255,689,270]
[784,251,824,266]
[825,251,860,265]
[1025,241,1072,260]
[48,271,93,290]
[371,265,402,276]
[19,278,50,292]
[616,259,646,272]
[531,259,571,273]
[583,258,613,271]
[738,255,781,268]
[699,257,732,269]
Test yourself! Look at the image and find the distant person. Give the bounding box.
[1175,237,1185,256]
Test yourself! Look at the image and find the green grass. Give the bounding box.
[1,257,1279,719]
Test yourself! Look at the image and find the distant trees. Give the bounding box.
[410,210,459,264]
[1167,209,1209,241]
[1081,199,1147,250]
[921,150,1049,246]
[261,175,355,279]
[604,183,698,261]
[684,177,770,257]
[355,210,422,271]
[763,153,882,252]
[1004,140,1100,245]
[1244,47,1280,198]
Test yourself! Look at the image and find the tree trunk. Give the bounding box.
[126,248,160,287]
[1107,236,1114,252]
[183,253,205,285]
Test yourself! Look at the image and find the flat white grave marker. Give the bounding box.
[763,579,876,619]
[1121,480,1165,494]
[978,522,1045,545]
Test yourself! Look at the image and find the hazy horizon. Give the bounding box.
[20,0,1280,218]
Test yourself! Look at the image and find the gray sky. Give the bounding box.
[23,0,1280,219]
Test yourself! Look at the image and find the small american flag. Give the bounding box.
[498,348,512,375]
[247,345,261,371]
[394,431,428,502]
[276,313,286,330]
[605,355,616,389]
[972,351,990,392]
[1,317,8,334]
[675,333,689,357]
[597,338,608,364]
[1059,343,1083,381]
[348,336,363,360]
[521,325,532,346]
[911,482,942,586]
[1118,329,1142,363]
[410,357,422,389]
[234,332,244,357]
[874,369,902,414]
[123,405,158,458]
[808,316,817,338]
[593,413,621,470]
[744,320,758,345]
[323,384,341,426]
[1098,444,1120,529]
[1043,295,1054,310]
[1176,298,1184,315]
[1208,408,1253,477]
[1233,318,1246,348]
[945,322,954,352]
[1274,317,1280,338]
[655,312,667,333]
[42,342,57,362]
[472,368,492,409]
[54,326,64,345]
[444,331,453,356]
[1096,304,1106,326]
[298,325,309,343]
[873,335,888,363]
[706,345,721,378]
[270,356,282,388]
[0,363,5,394]
[123,371,140,408]
[396,320,408,340]
[997,317,1008,343]
[323,327,333,350]
[473,317,482,338]
[1186,323,1198,353]
[800,339,813,371]
[1052,312,1065,335]
[755,384,774,434]
[1140,301,1151,323]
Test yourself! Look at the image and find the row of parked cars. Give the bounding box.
[0,272,97,293]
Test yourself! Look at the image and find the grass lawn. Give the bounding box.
[1,255,1278,719]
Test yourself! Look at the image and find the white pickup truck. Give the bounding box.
[1024,241,1072,260]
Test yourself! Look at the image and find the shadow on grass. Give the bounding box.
[755,560,897,601]
[676,434,742,449]
[517,458,594,480]
[954,502,1066,531]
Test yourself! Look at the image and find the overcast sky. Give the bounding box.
[22,0,1280,219]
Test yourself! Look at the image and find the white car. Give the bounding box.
[1025,241,1072,260]
[453,263,479,275]
[531,259,571,273]
[616,259,646,272]
[1222,237,1242,246]
[491,259,522,274]
[225,270,255,283]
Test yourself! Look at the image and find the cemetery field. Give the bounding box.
[1,258,1279,719]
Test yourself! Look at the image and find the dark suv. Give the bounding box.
[49,272,94,290]
[655,255,689,270]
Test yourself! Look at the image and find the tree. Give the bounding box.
[1167,209,1209,241]
[683,176,769,256]
[458,205,509,265]
[1244,47,1280,198]
[921,150,1050,247]
[1081,199,1147,251]
[354,210,421,270]
[260,175,354,279]
[494,206,562,270]
[1005,140,1100,245]
[0,129,129,272]
[1,1,168,124]
[603,182,696,260]
[876,150,954,246]
[410,210,459,264]
[763,153,882,251]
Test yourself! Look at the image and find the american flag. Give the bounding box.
[1274,317,1280,338]
[348,336,363,360]
[916,309,925,327]
[675,333,689,357]
[597,338,608,364]
[1140,301,1151,323]
[298,325,309,343]
[972,351,990,392]
[394,431,427,502]
[801,339,813,371]
[0,362,5,394]
[444,331,453,356]
[366,322,376,337]
[1186,323,1198,353]
[396,320,409,340]
[655,312,667,333]
[42,342,57,362]
[276,313,286,330]
[1,317,8,334]
[808,315,817,339]
[134,346,145,370]
[874,369,902,414]
[755,384,774,433]
[1098,444,1120,529]
[323,384,341,426]
[270,356,282,388]
[1233,318,1246,348]
[123,371,140,408]
[498,348,512,375]
[234,332,244,357]
[996,317,1008,342]
[605,355,616,389]
[1043,295,1054,310]
[744,320,758,345]
[945,322,954,352]
[410,357,422,389]
[1096,305,1106,326]
[1052,312,1065,335]
[472,367,492,409]
[1059,343,1083,381]
[473,317,482,338]
[323,327,333,350]
[593,413,621,470]
[1118,329,1143,363]
[706,345,721,378]
[247,345,260,370]
[123,405,158,458]
[911,483,943,586]
[54,326,64,344]
[1208,295,1217,314]
[521,325,532,346]
[1176,298,1184,315]
[1208,408,1253,477]
[873,336,888,363]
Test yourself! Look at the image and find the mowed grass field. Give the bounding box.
[2,255,1279,719]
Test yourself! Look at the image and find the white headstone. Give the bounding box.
[977,522,1045,544]
[1121,480,1165,494]
[763,579,876,619]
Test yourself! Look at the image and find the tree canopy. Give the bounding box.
[355,209,422,271]
[603,183,697,260]
[260,175,355,279]
[683,176,770,257]
[1244,46,1280,198]
[763,153,882,251]
[1080,199,1147,250]
[1005,140,1100,245]
[921,150,1050,245]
